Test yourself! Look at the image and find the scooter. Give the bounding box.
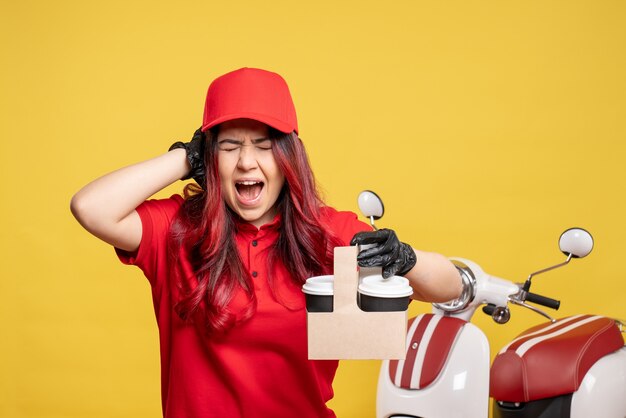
[356,191,626,418]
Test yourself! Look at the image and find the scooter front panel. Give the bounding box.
[377,318,490,418]
[388,314,467,390]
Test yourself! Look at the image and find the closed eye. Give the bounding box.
[217,138,273,152]
[253,139,272,150]
[218,139,242,152]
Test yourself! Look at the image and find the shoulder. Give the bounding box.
[319,205,371,245]
[320,205,358,223]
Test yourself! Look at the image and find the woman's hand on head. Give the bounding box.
[169,128,206,188]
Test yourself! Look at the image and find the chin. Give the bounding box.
[238,208,264,223]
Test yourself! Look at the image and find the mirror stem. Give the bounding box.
[522,253,573,292]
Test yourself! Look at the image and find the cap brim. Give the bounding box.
[202,112,296,134]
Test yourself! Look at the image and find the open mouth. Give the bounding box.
[235,180,265,203]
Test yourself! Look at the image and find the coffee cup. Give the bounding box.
[302,275,334,312]
[358,274,413,312]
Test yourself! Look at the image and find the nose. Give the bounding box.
[236,144,259,171]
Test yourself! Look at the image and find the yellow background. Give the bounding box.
[1,1,625,417]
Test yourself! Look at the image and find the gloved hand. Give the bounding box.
[350,229,417,279]
[169,128,206,188]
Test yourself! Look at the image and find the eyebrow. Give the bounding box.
[217,137,271,144]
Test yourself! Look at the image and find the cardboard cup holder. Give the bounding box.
[304,246,410,360]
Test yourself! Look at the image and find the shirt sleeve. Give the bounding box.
[115,194,184,286]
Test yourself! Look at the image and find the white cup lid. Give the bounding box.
[358,274,413,298]
[302,275,334,296]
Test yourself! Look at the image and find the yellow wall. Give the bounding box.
[1,1,625,417]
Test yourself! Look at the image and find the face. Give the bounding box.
[216,119,285,228]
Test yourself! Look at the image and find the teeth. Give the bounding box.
[237,180,261,185]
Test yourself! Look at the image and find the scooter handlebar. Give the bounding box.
[525,292,561,310]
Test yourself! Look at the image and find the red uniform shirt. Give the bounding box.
[116,195,369,418]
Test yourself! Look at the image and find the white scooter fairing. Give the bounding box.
[377,314,490,418]
[571,346,626,418]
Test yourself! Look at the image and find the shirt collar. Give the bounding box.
[233,212,282,235]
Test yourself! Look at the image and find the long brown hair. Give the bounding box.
[169,128,342,335]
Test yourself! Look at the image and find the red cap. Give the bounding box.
[201,68,298,134]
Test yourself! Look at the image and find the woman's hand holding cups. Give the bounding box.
[350,229,417,279]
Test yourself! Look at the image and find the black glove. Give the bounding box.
[169,128,206,188]
[350,229,417,279]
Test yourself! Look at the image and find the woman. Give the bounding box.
[71,67,462,418]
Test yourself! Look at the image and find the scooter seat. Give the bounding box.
[490,314,624,402]
[388,314,467,390]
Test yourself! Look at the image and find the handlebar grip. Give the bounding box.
[526,292,561,310]
[482,304,496,316]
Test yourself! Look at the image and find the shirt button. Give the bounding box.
[252,271,258,278]
[252,240,258,247]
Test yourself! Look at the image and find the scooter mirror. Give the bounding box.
[357,190,384,229]
[559,228,594,258]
